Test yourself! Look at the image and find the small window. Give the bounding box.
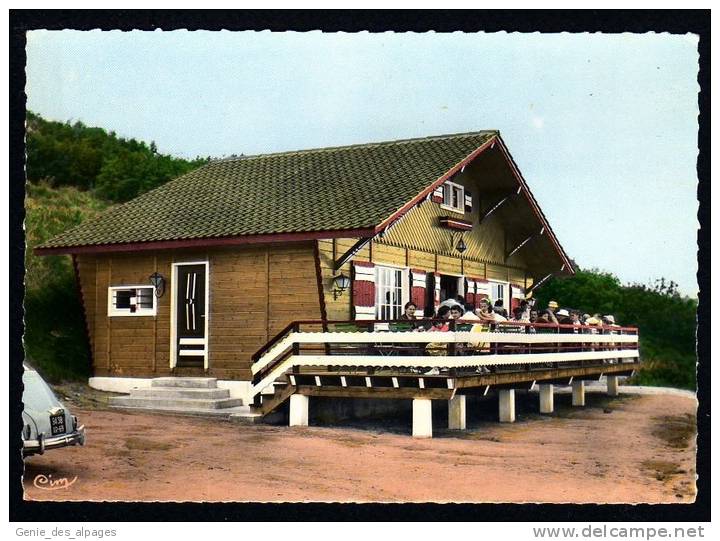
[441,181,465,213]
[108,286,156,317]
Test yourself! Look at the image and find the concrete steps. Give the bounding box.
[109,377,254,419]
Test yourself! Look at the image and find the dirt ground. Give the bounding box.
[22,390,697,503]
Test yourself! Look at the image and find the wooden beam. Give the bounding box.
[506,228,545,261]
[526,273,553,294]
[334,236,374,271]
[454,361,642,390]
[479,186,521,224]
[295,385,454,400]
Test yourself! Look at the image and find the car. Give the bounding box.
[22,364,85,457]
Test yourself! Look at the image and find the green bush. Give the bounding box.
[533,269,697,390]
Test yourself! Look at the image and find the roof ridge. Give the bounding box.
[213,130,499,163]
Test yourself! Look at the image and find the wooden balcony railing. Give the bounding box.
[248,319,640,402]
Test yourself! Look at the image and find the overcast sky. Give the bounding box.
[25,30,699,297]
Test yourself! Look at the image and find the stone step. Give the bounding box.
[151,377,218,389]
[131,387,231,400]
[109,395,242,410]
[110,404,255,419]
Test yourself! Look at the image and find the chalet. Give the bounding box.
[37,131,640,437]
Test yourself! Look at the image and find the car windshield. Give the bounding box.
[22,369,61,412]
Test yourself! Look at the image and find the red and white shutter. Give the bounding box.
[431,185,444,203]
[465,277,478,306]
[475,278,491,302]
[434,274,442,309]
[464,190,473,213]
[352,261,375,320]
[511,284,525,313]
[410,269,427,317]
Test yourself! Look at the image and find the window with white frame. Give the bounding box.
[489,281,509,308]
[375,266,405,320]
[108,286,156,316]
[441,181,465,213]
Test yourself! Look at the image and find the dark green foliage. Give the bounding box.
[26,111,208,201]
[24,183,112,381]
[24,112,208,380]
[534,269,697,390]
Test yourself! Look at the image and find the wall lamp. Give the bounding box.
[451,231,467,254]
[332,273,351,300]
[149,272,166,298]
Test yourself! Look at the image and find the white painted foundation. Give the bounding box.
[89,377,154,394]
[289,394,309,426]
[539,384,554,414]
[607,375,619,396]
[448,395,466,430]
[572,380,586,406]
[89,377,253,402]
[498,389,516,423]
[412,398,433,438]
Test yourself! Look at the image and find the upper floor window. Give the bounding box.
[108,286,156,317]
[441,181,465,213]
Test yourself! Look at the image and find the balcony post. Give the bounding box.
[607,375,619,396]
[539,383,554,414]
[572,380,585,406]
[412,398,433,438]
[289,394,309,426]
[498,389,516,423]
[448,395,466,430]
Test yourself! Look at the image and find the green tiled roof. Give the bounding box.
[39,131,497,250]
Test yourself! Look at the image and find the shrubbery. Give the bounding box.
[533,269,697,390]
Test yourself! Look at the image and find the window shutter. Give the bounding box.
[510,284,525,313]
[464,190,473,213]
[410,269,427,316]
[352,261,375,320]
[431,185,444,203]
[475,278,490,302]
[465,278,477,306]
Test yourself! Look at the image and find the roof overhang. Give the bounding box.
[375,134,575,277]
[34,227,377,256]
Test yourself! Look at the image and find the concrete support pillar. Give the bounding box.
[289,394,309,426]
[572,380,585,407]
[498,389,516,423]
[448,395,466,430]
[412,398,433,438]
[607,375,619,396]
[539,384,554,414]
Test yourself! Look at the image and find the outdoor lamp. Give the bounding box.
[451,231,467,254]
[332,273,351,300]
[149,272,166,298]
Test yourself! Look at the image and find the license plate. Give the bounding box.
[50,412,66,436]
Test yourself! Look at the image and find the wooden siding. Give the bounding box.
[76,243,321,381]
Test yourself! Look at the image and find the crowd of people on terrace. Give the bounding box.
[398,297,621,331]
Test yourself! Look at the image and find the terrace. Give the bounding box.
[249,319,641,437]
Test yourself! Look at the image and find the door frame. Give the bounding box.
[169,260,210,370]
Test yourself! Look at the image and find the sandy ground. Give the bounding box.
[22,390,697,503]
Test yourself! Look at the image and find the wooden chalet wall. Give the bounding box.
[75,242,321,380]
[317,167,534,320]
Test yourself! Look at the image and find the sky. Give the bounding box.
[25,30,700,297]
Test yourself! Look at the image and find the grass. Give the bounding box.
[24,182,111,382]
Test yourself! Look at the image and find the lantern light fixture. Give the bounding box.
[149,271,166,298]
[332,273,351,300]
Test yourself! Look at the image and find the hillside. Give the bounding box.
[24,112,209,380]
